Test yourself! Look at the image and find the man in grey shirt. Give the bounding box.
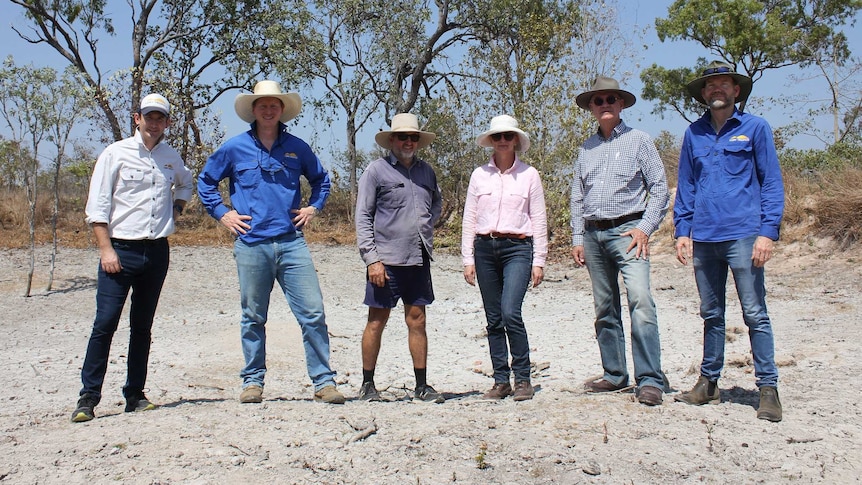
[355,113,444,403]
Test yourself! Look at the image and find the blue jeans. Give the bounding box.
[583,221,663,389]
[474,236,533,383]
[692,235,778,387]
[234,233,337,391]
[80,238,169,401]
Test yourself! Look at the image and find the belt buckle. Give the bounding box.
[489,232,498,239]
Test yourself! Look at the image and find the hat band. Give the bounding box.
[703,66,732,75]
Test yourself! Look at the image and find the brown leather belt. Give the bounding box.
[478,232,528,240]
[585,212,644,230]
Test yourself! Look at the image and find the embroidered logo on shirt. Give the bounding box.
[729,135,750,142]
[284,152,299,159]
[164,164,173,170]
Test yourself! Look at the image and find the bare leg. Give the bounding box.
[362,307,391,370]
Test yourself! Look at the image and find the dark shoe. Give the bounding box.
[637,385,663,406]
[239,385,263,403]
[482,382,512,400]
[414,385,445,403]
[71,394,99,423]
[512,381,534,401]
[675,376,720,405]
[358,381,382,402]
[584,378,628,393]
[124,393,157,413]
[314,385,346,404]
[757,386,782,422]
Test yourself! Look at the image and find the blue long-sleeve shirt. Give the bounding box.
[198,122,331,244]
[673,109,784,242]
[355,154,442,266]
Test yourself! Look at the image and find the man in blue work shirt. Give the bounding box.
[355,113,445,403]
[673,61,784,422]
[197,80,345,405]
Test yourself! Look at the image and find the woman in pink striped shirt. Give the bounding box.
[461,115,548,402]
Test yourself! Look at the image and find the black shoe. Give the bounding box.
[414,385,445,403]
[71,394,99,423]
[358,381,382,401]
[124,393,157,413]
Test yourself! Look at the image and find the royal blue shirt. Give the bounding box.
[198,122,331,244]
[673,109,784,242]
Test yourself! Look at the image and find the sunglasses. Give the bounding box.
[703,66,732,75]
[591,95,618,106]
[490,132,516,141]
[395,133,421,142]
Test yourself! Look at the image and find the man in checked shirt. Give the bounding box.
[570,76,670,406]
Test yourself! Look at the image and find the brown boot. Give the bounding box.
[674,376,720,405]
[756,386,782,422]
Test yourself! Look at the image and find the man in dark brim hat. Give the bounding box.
[570,76,670,407]
[673,61,785,422]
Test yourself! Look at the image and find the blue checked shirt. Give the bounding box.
[570,120,669,247]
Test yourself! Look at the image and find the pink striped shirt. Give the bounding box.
[461,156,548,267]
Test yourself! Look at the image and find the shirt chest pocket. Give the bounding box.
[722,143,753,176]
[235,160,262,189]
[377,182,406,206]
[119,167,149,189]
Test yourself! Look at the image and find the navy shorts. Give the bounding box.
[364,258,434,308]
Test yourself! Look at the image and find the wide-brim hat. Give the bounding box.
[234,80,302,123]
[476,115,531,152]
[687,60,752,105]
[575,76,636,110]
[375,113,436,150]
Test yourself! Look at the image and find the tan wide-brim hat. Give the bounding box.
[234,80,302,123]
[575,76,636,110]
[686,60,752,106]
[476,115,531,152]
[375,113,436,150]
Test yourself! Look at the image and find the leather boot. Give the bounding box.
[674,376,720,405]
[756,386,782,422]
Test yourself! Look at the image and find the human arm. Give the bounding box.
[461,171,480,267]
[569,149,586,247]
[571,245,585,267]
[355,163,381,266]
[673,130,696,240]
[197,144,252,235]
[92,223,121,273]
[753,119,784,242]
[623,133,669,259]
[675,236,692,265]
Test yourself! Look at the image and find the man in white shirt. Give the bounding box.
[71,94,193,423]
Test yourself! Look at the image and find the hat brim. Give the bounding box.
[375,130,436,150]
[575,89,636,110]
[234,92,302,123]
[687,73,752,105]
[476,128,531,152]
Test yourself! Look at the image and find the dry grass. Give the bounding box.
[1,165,860,252]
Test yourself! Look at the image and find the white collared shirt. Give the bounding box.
[85,130,193,240]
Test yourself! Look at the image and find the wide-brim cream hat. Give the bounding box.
[575,76,636,110]
[375,113,436,150]
[686,60,752,106]
[476,115,531,152]
[234,80,302,123]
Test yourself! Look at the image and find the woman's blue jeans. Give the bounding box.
[80,238,169,400]
[692,235,778,387]
[233,233,337,391]
[474,236,533,383]
[583,221,664,389]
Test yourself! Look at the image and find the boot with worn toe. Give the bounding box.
[674,376,720,405]
[756,386,782,422]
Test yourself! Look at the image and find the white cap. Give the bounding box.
[140,93,170,116]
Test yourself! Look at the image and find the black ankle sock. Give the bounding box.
[362,369,375,384]
[414,367,427,388]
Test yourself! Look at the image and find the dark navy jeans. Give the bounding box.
[79,238,169,401]
[474,236,533,383]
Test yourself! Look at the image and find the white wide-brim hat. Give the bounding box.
[476,115,531,152]
[375,113,436,150]
[234,80,302,124]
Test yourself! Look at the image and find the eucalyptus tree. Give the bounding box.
[9,0,310,161]
[0,58,55,296]
[641,0,861,119]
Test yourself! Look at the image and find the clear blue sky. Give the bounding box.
[1,0,858,155]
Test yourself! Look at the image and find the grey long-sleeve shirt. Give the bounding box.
[356,153,442,267]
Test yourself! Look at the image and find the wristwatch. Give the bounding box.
[173,203,184,215]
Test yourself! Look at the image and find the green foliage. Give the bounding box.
[640,60,708,122]
[780,140,862,173]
